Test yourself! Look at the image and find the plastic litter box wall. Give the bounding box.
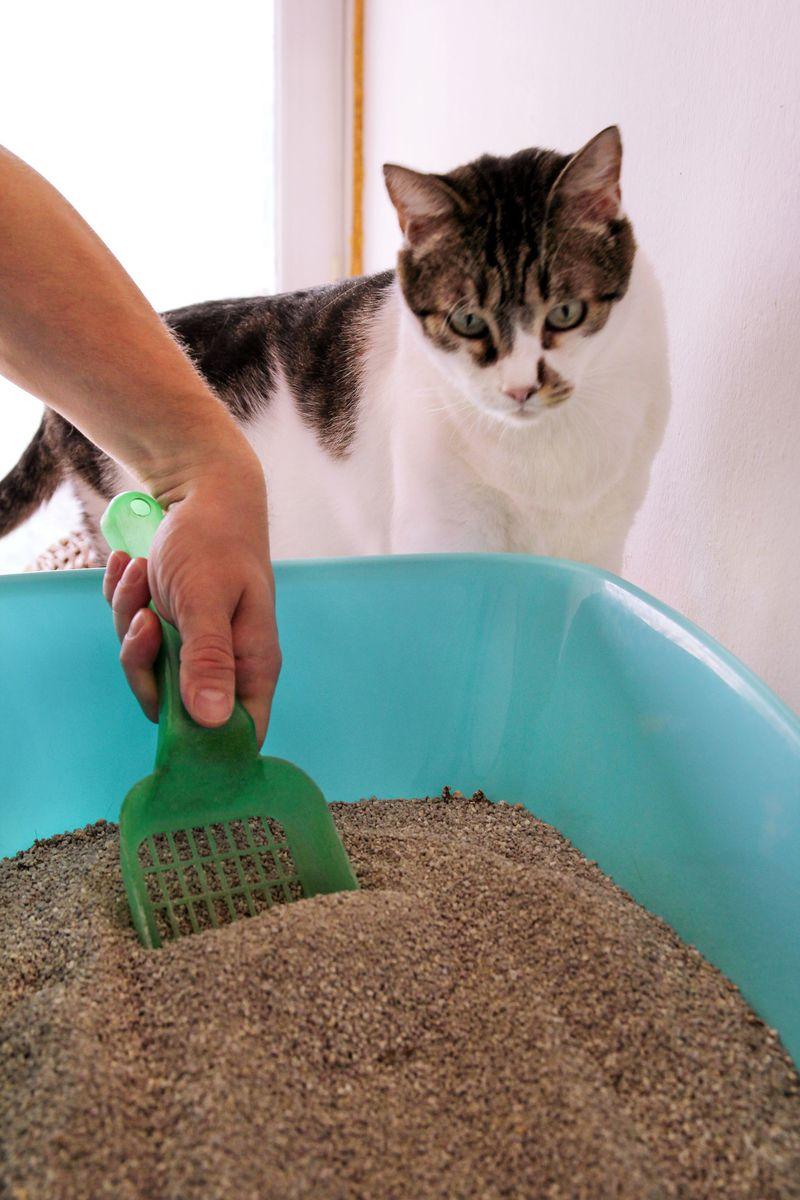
[0,555,798,1064]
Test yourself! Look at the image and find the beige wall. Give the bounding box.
[362,0,800,713]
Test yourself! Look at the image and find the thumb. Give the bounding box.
[177,606,236,728]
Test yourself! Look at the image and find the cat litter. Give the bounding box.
[1,794,798,1200]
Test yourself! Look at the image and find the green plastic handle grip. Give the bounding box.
[100,491,259,763]
[100,491,165,560]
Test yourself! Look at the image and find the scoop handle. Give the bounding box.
[100,491,259,763]
[101,490,165,560]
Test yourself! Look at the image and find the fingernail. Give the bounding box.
[194,688,231,723]
[128,610,148,639]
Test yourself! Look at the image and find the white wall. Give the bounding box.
[276,0,349,289]
[362,0,800,713]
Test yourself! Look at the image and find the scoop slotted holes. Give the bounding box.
[137,817,305,943]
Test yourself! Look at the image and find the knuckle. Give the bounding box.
[112,570,142,613]
[110,584,127,617]
[181,631,235,676]
[238,642,282,684]
[119,640,140,675]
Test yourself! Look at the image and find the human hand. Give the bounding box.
[102,449,280,746]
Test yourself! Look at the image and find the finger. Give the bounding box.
[231,586,282,745]
[177,604,236,728]
[111,557,151,643]
[119,607,162,722]
[102,550,130,605]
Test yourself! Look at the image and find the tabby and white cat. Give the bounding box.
[0,126,669,572]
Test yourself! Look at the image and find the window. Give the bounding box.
[1,0,280,569]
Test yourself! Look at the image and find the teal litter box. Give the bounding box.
[1,555,799,1065]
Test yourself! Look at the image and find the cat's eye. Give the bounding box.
[545,300,587,331]
[448,309,489,339]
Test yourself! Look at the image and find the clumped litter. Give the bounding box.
[1,791,798,1200]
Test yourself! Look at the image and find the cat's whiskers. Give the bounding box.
[416,384,478,418]
[580,364,625,388]
[422,398,474,416]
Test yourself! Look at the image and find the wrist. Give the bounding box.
[134,402,263,509]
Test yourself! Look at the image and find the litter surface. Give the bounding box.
[1,793,798,1199]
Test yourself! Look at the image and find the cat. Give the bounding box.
[0,126,669,573]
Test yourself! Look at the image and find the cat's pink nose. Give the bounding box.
[503,385,538,405]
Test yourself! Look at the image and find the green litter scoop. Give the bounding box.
[101,491,358,949]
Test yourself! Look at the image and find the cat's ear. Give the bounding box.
[547,126,623,227]
[383,164,462,246]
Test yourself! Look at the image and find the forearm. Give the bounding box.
[0,146,256,501]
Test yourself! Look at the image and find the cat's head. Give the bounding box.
[384,127,635,425]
